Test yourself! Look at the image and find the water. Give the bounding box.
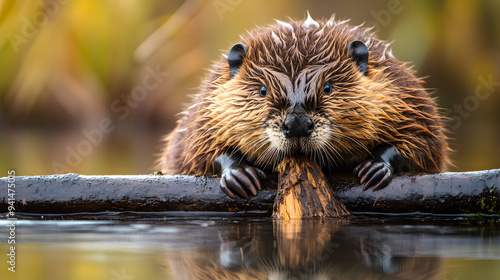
[1,212,500,280]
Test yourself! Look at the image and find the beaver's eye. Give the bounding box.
[259,85,267,97]
[323,82,332,95]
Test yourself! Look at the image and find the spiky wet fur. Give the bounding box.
[158,15,450,175]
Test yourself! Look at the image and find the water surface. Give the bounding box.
[1,212,500,279]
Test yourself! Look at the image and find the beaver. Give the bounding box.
[158,13,450,199]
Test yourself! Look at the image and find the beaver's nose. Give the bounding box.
[282,113,314,138]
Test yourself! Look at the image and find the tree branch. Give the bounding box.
[1,169,499,215]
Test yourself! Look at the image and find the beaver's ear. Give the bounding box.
[348,40,368,75]
[228,43,247,79]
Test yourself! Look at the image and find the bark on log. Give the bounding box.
[273,157,351,219]
[1,169,499,215]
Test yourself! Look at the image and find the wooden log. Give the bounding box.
[273,157,351,219]
[1,169,499,215]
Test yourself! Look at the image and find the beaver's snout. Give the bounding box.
[282,107,314,138]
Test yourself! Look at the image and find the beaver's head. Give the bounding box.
[200,14,435,170]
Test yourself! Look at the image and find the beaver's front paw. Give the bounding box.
[353,159,393,191]
[220,164,266,199]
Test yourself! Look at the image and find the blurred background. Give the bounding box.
[0,0,499,176]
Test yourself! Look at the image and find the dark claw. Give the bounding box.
[243,166,262,191]
[231,168,257,195]
[255,168,267,179]
[363,167,387,191]
[220,177,236,199]
[354,160,372,177]
[372,169,393,191]
[365,168,387,186]
[220,164,266,199]
[225,173,249,199]
[360,162,384,184]
[215,152,267,199]
[355,159,393,191]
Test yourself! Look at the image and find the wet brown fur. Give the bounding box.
[158,16,450,175]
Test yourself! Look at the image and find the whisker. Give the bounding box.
[327,122,371,156]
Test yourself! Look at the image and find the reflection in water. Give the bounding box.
[166,219,448,279]
[1,214,499,279]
